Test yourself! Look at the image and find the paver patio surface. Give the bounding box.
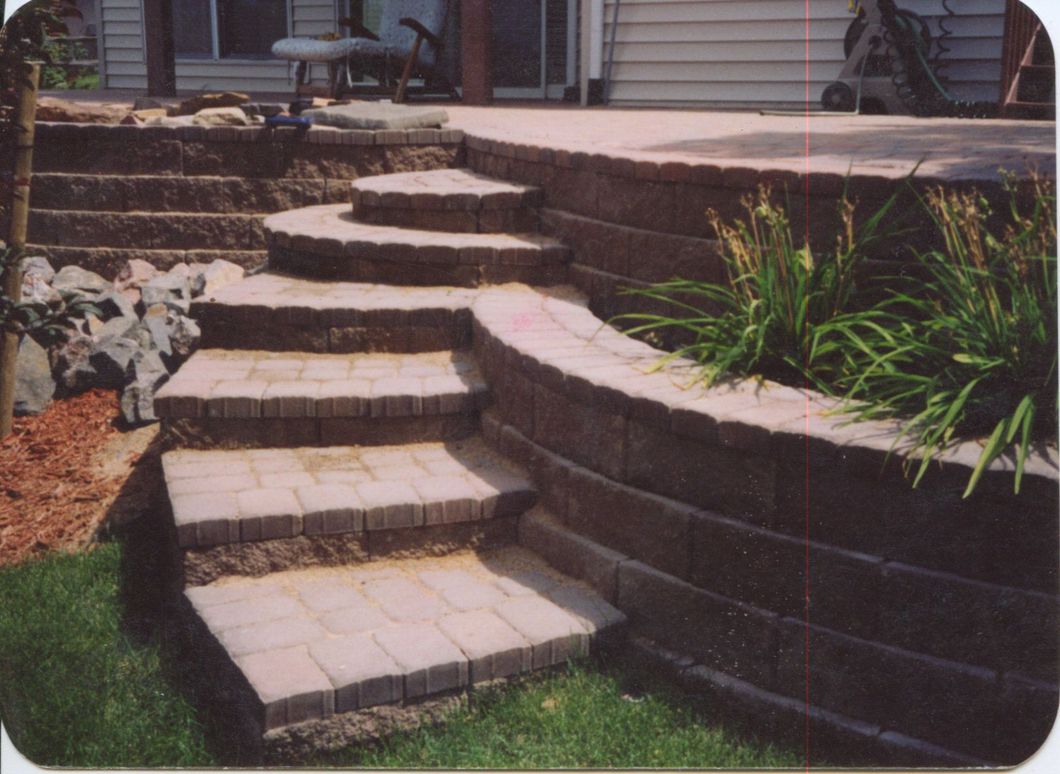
[445,106,1056,182]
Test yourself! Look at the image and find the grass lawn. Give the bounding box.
[0,541,798,769]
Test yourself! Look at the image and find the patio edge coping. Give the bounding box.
[468,284,1059,485]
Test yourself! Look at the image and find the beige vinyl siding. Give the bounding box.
[100,0,146,89]
[603,0,1006,108]
[101,0,342,92]
[293,0,339,37]
[175,60,297,93]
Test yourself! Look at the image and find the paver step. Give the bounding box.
[155,349,487,449]
[183,546,625,741]
[265,205,568,287]
[351,168,541,233]
[30,173,341,214]
[193,272,475,353]
[164,437,536,550]
[28,209,266,251]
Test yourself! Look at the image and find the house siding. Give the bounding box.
[101,0,339,92]
[602,0,1007,108]
[100,0,147,89]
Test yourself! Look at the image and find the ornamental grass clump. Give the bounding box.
[827,178,1057,496]
[615,187,899,390]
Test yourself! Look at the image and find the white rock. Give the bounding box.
[192,107,251,127]
[190,259,245,298]
[115,259,159,292]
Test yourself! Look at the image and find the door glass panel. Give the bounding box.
[492,1,542,89]
[219,0,288,58]
[173,0,213,57]
[545,0,567,84]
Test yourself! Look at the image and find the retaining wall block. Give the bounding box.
[625,417,775,523]
[690,510,885,642]
[532,382,626,482]
[774,618,1005,761]
[566,466,692,580]
[517,509,626,603]
[617,560,779,688]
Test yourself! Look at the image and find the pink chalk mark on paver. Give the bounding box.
[511,313,538,331]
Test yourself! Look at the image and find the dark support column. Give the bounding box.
[460,0,492,104]
[143,0,177,97]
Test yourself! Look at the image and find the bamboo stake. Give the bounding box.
[0,63,40,439]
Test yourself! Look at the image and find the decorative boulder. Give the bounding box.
[166,313,201,360]
[53,265,109,296]
[141,304,173,358]
[21,273,61,306]
[20,255,55,284]
[93,290,137,321]
[90,336,141,388]
[115,259,159,292]
[14,337,55,415]
[189,259,245,298]
[53,333,96,391]
[175,91,250,116]
[192,107,252,127]
[35,97,127,124]
[144,115,196,128]
[141,273,192,314]
[120,350,170,425]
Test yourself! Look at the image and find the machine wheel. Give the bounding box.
[821,81,856,112]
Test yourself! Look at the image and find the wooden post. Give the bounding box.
[395,34,425,103]
[0,63,40,439]
[460,0,493,104]
[143,0,177,97]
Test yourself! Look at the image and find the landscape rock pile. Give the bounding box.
[37,92,287,128]
[14,257,245,424]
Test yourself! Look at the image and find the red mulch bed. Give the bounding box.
[0,389,125,566]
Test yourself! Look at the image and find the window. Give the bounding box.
[172,0,289,59]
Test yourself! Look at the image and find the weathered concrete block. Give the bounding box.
[517,509,626,603]
[617,560,778,686]
[566,466,692,580]
[689,510,885,641]
[774,618,1000,760]
[532,382,626,481]
[625,418,775,522]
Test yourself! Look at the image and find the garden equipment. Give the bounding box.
[821,0,997,116]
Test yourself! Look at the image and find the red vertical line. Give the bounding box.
[803,0,813,771]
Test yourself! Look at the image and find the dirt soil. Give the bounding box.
[0,390,160,566]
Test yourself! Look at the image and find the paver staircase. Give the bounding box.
[153,168,625,760]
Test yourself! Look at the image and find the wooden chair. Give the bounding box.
[271,0,457,102]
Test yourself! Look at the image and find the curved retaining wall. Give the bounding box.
[466,284,1058,766]
[463,134,1043,321]
[14,122,465,278]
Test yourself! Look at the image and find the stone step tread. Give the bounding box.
[164,436,536,548]
[351,168,542,211]
[185,546,625,731]
[154,349,487,420]
[195,271,476,315]
[266,205,568,264]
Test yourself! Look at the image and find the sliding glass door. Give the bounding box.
[492,0,574,99]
